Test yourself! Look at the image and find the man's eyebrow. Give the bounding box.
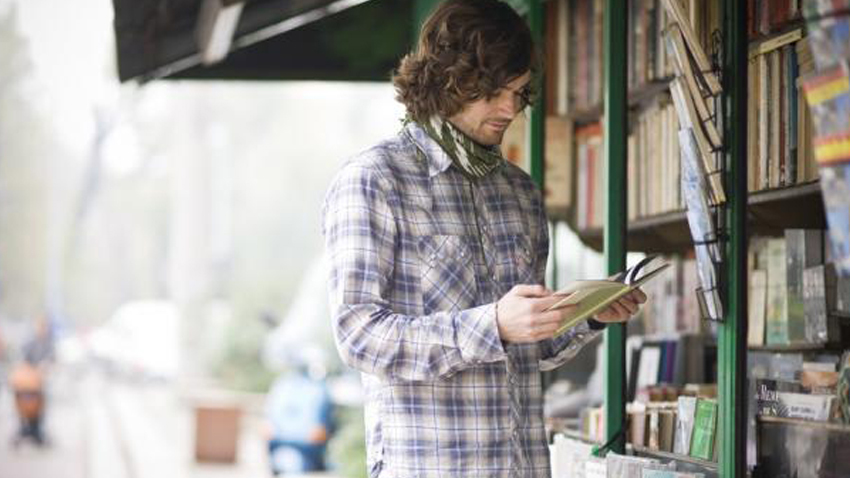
[504,82,531,94]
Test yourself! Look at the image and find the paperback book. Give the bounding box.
[548,255,671,336]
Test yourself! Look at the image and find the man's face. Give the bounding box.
[447,71,532,146]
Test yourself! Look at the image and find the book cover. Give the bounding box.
[648,409,661,450]
[748,269,768,346]
[754,377,805,418]
[661,0,721,95]
[765,238,790,345]
[551,434,594,478]
[803,264,832,343]
[543,116,573,212]
[689,398,717,461]
[835,271,850,315]
[629,404,648,448]
[803,8,850,71]
[786,229,824,343]
[802,66,850,166]
[548,256,671,336]
[637,345,662,392]
[674,395,698,455]
[658,409,676,452]
[584,456,607,478]
[776,391,836,421]
[820,163,850,277]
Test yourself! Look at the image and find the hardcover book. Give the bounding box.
[674,395,698,455]
[689,398,717,461]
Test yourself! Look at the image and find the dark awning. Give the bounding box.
[112,0,414,83]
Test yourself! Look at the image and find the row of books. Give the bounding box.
[553,388,720,476]
[550,436,707,477]
[746,349,850,466]
[637,254,704,336]
[575,383,719,450]
[749,349,848,413]
[748,0,805,39]
[544,0,718,117]
[627,99,685,221]
[748,229,850,347]
[747,32,820,192]
[628,395,719,461]
[574,106,685,229]
[571,30,822,229]
[627,337,713,402]
[574,122,604,229]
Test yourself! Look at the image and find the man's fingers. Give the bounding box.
[629,288,648,304]
[617,297,638,315]
[510,284,552,298]
[597,302,629,321]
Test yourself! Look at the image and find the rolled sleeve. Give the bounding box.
[538,320,603,372]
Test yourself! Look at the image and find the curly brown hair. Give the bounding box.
[392,0,539,123]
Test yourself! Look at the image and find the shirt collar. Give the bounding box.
[404,121,506,178]
[404,121,453,177]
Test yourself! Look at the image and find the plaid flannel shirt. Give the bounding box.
[322,122,602,478]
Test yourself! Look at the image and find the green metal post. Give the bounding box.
[603,0,628,455]
[527,0,545,188]
[720,0,748,476]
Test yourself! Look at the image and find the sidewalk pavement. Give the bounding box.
[0,365,345,478]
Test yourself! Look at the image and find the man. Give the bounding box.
[322,1,645,476]
[264,359,333,475]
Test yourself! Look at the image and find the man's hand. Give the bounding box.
[594,288,647,323]
[495,284,576,343]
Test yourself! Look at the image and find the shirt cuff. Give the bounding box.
[455,302,507,365]
[587,318,607,330]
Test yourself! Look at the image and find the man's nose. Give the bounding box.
[495,90,520,116]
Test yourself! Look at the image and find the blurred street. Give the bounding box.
[0,365,339,478]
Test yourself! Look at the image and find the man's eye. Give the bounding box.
[517,88,532,106]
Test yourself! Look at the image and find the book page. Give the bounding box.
[549,263,671,336]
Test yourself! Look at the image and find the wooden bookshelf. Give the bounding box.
[758,415,850,432]
[748,342,838,352]
[567,78,674,124]
[747,18,806,47]
[572,181,826,252]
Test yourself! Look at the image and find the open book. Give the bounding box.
[548,255,671,336]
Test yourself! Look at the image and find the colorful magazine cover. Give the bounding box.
[803,0,850,70]
[803,66,850,165]
[820,163,850,276]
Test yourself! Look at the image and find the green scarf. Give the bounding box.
[419,116,504,179]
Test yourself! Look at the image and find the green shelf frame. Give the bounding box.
[602,0,628,455]
[719,0,748,476]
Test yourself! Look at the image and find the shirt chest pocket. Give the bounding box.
[494,233,536,287]
[418,235,478,314]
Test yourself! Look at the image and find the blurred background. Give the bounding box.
[0,1,606,477]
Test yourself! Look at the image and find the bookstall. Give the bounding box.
[527,1,850,476]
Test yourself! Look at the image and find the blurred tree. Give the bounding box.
[327,406,368,478]
[0,5,53,323]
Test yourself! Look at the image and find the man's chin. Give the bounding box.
[475,132,504,147]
